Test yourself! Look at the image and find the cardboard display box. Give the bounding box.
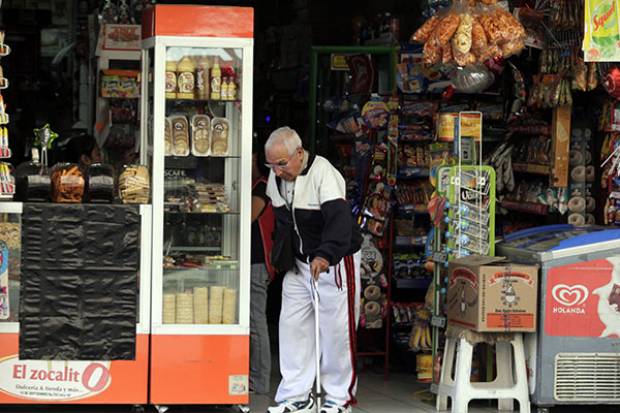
[447,255,538,332]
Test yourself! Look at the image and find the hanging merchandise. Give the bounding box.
[603,65,620,99]
[347,54,375,95]
[583,0,620,61]
[450,64,494,93]
[411,0,526,66]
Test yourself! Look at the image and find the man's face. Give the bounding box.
[265,144,303,181]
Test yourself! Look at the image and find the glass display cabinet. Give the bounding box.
[141,5,254,406]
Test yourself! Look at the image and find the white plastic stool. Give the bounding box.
[436,333,530,413]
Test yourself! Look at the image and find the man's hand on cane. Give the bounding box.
[310,256,329,281]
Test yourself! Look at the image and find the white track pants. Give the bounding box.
[275,251,361,406]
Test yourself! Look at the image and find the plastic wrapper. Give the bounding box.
[170,115,190,157]
[211,117,230,156]
[413,2,525,66]
[412,15,440,43]
[435,14,461,46]
[15,161,50,202]
[87,163,115,203]
[423,40,442,65]
[471,18,488,56]
[191,114,211,156]
[119,164,150,204]
[452,64,495,93]
[19,203,139,360]
[51,163,85,203]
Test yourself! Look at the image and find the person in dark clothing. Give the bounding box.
[250,143,275,394]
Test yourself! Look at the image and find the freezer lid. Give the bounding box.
[497,224,620,258]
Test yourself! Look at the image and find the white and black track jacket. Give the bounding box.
[266,153,362,265]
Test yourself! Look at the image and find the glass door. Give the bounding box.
[154,44,246,328]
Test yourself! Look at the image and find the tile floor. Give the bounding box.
[250,370,620,413]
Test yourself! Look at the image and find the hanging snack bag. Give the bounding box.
[169,115,190,157]
[211,117,230,156]
[51,163,85,203]
[191,114,211,157]
[86,163,115,203]
[119,164,150,204]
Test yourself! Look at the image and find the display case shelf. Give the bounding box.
[164,209,239,215]
[166,98,241,104]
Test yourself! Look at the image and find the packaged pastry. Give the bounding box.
[411,15,440,43]
[165,117,173,156]
[86,163,114,203]
[15,161,50,202]
[211,117,230,156]
[118,164,150,204]
[191,114,211,157]
[51,163,85,203]
[170,115,190,157]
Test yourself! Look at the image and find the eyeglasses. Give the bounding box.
[265,149,300,170]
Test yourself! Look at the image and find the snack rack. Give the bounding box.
[430,112,497,385]
[0,15,13,200]
[141,5,253,406]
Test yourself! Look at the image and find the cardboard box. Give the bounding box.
[447,255,538,332]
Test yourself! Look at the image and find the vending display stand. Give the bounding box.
[0,201,153,405]
[497,225,620,412]
[141,5,254,406]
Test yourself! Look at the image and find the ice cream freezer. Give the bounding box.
[496,224,620,412]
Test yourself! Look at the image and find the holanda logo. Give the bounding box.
[552,284,589,307]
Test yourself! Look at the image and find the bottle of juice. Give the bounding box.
[589,0,620,57]
[210,59,222,100]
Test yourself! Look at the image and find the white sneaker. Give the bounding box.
[266,398,315,413]
[320,400,352,413]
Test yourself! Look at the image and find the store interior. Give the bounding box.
[2,0,620,412]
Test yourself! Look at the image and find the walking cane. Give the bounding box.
[311,278,321,413]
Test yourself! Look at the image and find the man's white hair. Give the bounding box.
[265,126,303,156]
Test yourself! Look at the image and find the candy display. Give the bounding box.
[0,162,14,199]
[50,163,85,203]
[411,3,526,66]
[119,164,150,204]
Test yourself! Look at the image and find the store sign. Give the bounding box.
[0,356,112,401]
[545,258,620,337]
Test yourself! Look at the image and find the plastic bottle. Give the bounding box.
[165,61,178,99]
[227,77,237,100]
[221,77,229,101]
[195,58,209,100]
[176,57,195,99]
[210,60,221,100]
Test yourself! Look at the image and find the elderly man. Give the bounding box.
[264,127,362,413]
